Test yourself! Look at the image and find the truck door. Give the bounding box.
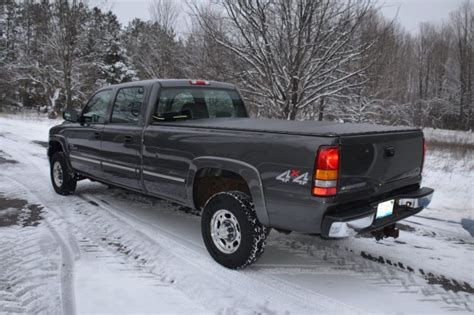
[100,86,145,190]
[67,89,112,178]
[141,89,195,202]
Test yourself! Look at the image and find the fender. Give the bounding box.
[48,135,69,156]
[186,156,270,226]
[48,135,74,173]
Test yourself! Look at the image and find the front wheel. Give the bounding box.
[50,152,77,195]
[201,191,268,269]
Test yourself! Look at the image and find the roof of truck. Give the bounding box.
[98,79,237,91]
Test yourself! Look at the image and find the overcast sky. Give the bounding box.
[93,0,467,34]
[380,0,466,33]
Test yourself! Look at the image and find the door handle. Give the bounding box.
[124,135,133,143]
[94,132,100,139]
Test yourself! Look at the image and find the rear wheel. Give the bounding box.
[50,152,77,195]
[201,191,268,269]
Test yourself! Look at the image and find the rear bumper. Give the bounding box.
[321,187,434,238]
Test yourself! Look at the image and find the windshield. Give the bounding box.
[154,88,248,121]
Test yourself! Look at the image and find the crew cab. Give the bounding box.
[49,79,434,269]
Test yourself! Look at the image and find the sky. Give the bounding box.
[91,0,467,34]
[379,0,466,33]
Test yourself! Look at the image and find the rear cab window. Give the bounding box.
[154,88,247,122]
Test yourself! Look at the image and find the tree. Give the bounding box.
[149,0,180,32]
[0,0,471,130]
[123,19,184,79]
[451,0,474,130]
[0,1,137,112]
[48,0,87,109]
[183,5,244,81]
[83,8,137,88]
[412,23,455,128]
[194,0,375,120]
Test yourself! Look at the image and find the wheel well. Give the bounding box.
[193,168,251,209]
[48,141,63,159]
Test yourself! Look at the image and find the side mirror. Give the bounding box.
[63,109,79,122]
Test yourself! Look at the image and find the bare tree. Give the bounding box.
[149,0,180,32]
[183,4,244,83]
[46,0,87,110]
[327,9,397,124]
[193,0,375,120]
[123,19,185,79]
[451,0,474,130]
[412,23,454,127]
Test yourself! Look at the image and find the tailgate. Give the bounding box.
[337,130,424,200]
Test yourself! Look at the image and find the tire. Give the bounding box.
[201,191,268,269]
[50,152,77,195]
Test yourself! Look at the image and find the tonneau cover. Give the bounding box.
[166,118,420,137]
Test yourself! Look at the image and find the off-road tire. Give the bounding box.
[50,152,77,195]
[201,191,268,269]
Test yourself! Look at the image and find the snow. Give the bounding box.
[0,115,473,314]
[424,127,474,146]
[75,253,204,314]
[422,128,474,221]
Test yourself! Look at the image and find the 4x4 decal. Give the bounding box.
[276,169,309,185]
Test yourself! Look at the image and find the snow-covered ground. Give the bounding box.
[0,115,473,314]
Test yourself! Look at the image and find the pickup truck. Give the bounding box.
[49,79,434,269]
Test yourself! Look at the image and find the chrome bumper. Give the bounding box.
[398,192,433,209]
[325,187,434,238]
[328,214,375,238]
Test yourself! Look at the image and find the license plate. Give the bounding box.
[376,199,394,219]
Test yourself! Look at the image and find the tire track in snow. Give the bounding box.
[404,218,474,246]
[43,217,77,315]
[84,191,474,313]
[0,157,336,311]
[2,172,79,315]
[0,237,27,314]
[0,179,64,314]
[1,132,80,315]
[12,176,332,313]
[264,235,473,312]
[91,187,474,313]
[81,193,362,314]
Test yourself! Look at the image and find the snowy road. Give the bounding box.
[0,116,473,314]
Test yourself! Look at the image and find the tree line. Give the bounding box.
[0,0,472,130]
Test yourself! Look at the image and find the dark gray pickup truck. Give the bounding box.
[49,79,434,269]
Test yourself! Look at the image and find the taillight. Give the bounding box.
[189,80,209,86]
[312,146,339,196]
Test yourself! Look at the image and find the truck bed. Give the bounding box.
[167,117,424,209]
[166,118,421,137]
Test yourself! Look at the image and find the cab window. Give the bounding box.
[111,87,145,124]
[205,90,235,118]
[154,88,247,121]
[82,90,112,124]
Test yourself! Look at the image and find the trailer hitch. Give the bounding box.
[371,224,399,241]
